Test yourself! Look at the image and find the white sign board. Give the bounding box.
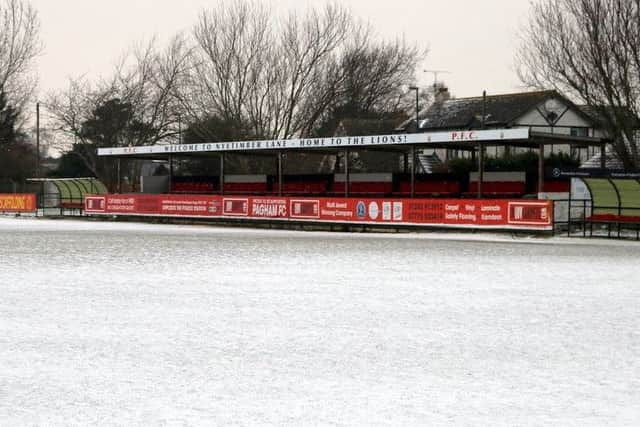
[97,128,530,157]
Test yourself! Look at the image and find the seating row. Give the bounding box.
[172,181,216,193]
[168,177,573,198]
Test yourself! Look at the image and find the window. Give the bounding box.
[570,127,589,137]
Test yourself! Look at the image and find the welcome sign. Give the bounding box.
[97,129,530,157]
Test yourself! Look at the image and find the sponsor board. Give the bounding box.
[85,194,553,230]
[508,201,551,226]
[223,198,249,216]
[0,194,37,212]
[290,199,320,219]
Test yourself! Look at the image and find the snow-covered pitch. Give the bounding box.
[1,217,639,425]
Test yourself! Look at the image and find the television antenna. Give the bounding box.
[424,69,451,89]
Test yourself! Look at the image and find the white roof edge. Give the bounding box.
[97,128,530,157]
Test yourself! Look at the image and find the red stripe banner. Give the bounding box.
[85,194,553,230]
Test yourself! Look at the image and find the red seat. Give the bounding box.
[590,214,640,223]
[468,181,525,195]
[397,181,460,196]
[273,181,328,194]
[223,182,268,194]
[543,181,570,192]
[332,182,392,195]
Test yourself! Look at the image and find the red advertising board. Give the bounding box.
[0,193,37,212]
[85,194,553,230]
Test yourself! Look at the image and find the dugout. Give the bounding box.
[564,176,640,239]
[27,177,108,209]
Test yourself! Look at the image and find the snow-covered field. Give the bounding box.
[1,217,639,426]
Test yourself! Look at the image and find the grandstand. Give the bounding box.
[82,128,612,233]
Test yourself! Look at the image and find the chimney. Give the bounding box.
[434,86,450,104]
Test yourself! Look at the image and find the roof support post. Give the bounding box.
[36,102,40,178]
[477,90,488,199]
[538,143,545,195]
[410,145,416,198]
[277,152,283,196]
[600,144,606,171]
[219,153,225,195]
[477,143,484,199]
[117,158,122,193]
[345,148,350,198]
[168,155,173,193]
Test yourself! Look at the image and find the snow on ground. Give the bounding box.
[1,217,639,425]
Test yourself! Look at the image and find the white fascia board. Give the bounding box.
[97,128,530,157]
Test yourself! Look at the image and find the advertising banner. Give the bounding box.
[85,194,553,230]
[0,194,37,212]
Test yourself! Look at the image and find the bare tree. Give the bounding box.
[175,0,272,142]
[180,0,424,141]
[517,0,640,169]
[45,38,189,186]
[115,36,190,146]
[0,0,41,124]
[274,4,352,138]
[339,29,424,116]
[181,1,349,140]
[44,0,426,182]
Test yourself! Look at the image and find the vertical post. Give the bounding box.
[600,144,606,171]
[583,199,587,238]
[277,152,283,196]
[410,145,416,197]
[412,87,419,198]
[36,181,41,217]
[481,90,487,129]
[414,87,419,132]
[117,159,122,193]
[538,143,545,195]
[478,91,487,199]
[170,115,180,195]
[477,144,484,199]
[345,148,350,198]
[168,156,174,193]
[219,153,225,195]
[407,85,419,195]
[407,86,419,132]
[589,198,594,237]
[36,102,40,178]
[567,181,572,237]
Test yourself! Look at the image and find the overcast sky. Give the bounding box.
[29,0,533,99]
